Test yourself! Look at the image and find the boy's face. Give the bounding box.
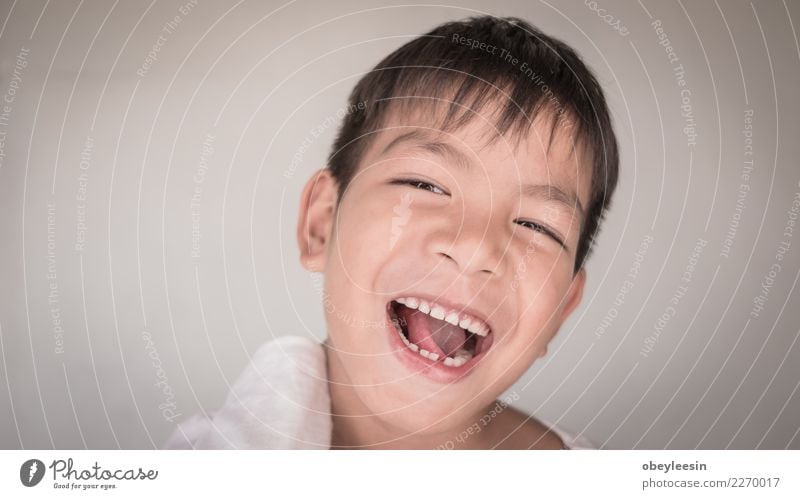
[298,105,590,436]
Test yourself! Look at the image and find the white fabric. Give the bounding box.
[162,335,596,450]
[162,336,331,449]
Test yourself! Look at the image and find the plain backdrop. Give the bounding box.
[0,0,798,449]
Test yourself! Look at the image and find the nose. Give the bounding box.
[428,206,506,277]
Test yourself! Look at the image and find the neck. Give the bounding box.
[323,338,494,450]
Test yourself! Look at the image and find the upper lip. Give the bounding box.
[388,292,495,336]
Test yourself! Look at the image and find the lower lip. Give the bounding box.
[384,307,490,384]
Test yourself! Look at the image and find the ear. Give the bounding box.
[297,168,338,273]
[534,268,586,359]
[560,268,586,322]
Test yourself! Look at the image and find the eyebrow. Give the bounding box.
[381,129,585,223]
[381,130,475,171]
[520,184,585,225]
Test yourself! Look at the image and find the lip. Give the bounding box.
[384,299,494,384]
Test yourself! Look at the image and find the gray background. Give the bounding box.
[0,0,798,449]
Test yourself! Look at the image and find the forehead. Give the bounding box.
[363,102,592,208]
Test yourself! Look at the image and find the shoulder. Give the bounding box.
[490,406,566,450]
[162,335,331,449]
[241,334,328,400]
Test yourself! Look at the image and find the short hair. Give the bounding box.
[327,15,619,272]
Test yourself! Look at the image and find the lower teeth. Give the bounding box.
[393,322,474,367]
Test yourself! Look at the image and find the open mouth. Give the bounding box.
[387,297,493,368]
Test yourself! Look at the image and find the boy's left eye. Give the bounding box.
[515,219,565,248]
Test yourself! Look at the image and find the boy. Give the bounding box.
[165,15,618,450]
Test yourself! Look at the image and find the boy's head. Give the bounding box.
[297,16,618,438]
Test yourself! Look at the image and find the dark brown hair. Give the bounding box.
[327,16,619,272]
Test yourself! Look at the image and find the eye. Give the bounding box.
[390,178,447,195]
[515,219,565,248]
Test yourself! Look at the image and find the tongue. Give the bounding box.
[396,305,467,358]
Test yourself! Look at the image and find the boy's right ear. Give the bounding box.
[297,168,338,272]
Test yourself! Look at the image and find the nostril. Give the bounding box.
[438,251,498,276]
[438,252,455,262]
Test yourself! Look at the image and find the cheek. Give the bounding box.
[516,273,571,331]
[321,191,399,347]
[328,195,392,287]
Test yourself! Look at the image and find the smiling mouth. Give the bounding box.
[387,297,493,367]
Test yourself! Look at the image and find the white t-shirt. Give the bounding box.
[163,335,596,450]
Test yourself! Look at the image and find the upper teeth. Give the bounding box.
[395,297,490,336]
